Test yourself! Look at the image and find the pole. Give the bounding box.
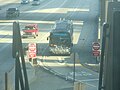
[96,57,97,63]
[98,23,108,90]
[73,53,75,84]
[13,21,29,90]
[5,72,7,90]
[15,53,19,90]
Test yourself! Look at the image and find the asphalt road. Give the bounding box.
[30,66,73,90]
[0,0,100,90]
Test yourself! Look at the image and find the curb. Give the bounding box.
[66,53,100,73]
[81,63,100,73]
[37,59,74,82]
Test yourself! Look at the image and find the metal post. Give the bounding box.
[17,54,25,90]
[13,21,29,90]
[100,0,106,25]
[15,53,19,90]
[17,22,29,90]
[98,23,108,90]
[96,57,97,63]
[73,53,75,84]
[5,72,7,90]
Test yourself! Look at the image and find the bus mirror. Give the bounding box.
[47,36,49,40]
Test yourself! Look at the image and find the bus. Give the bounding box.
[47,19,73,55]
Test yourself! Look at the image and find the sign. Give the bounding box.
[92,42,100,57]
[28,43,36,58]
[92,42,100,50]
[92,50,101,56]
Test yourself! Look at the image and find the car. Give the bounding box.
[32,0,40,5]
[22,24,39,38]
[6,8,20,19]
[21,0,30,4]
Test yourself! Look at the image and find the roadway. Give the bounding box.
[0,0,100,90]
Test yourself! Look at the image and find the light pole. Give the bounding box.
[73,52,75,84]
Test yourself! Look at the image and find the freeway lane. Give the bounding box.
[0,0,99,89]
[32,21,98,90]
[0,22,14,90]
[0,0,54,89]
[30,66,73,90]
[28,0,99,89]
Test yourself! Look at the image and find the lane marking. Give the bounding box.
[0,20,83,25]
